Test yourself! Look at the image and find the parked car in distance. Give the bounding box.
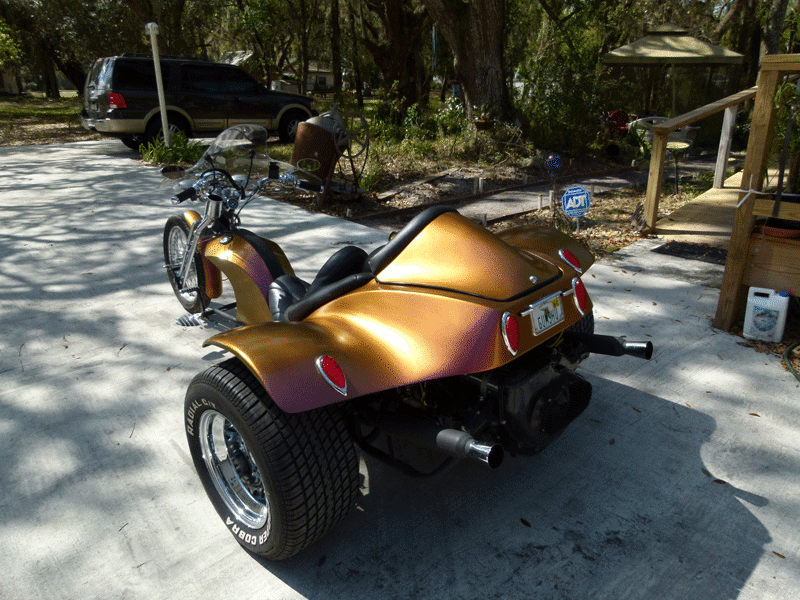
[81,55,317,149]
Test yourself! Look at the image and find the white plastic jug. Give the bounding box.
[743,287,791,343]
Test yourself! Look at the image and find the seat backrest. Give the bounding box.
[308,245,369,293]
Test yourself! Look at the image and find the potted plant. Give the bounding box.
[473,103,495,131]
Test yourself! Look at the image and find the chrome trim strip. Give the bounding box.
[519,290,564,317]
[571,276,586,316]
[558,248,583,273]
[501,312,517,356]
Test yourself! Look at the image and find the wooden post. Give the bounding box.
[643,130,668,233]
[714,67,783,330]
[713,105,738,188]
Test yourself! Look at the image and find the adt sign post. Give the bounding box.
[561,185,591,232]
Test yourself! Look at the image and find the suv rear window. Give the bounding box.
[112,60,158,92]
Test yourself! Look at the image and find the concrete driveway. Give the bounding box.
[0,141,797,600]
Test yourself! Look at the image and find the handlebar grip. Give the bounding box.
[297,180,324,193]
[171,187,197,204]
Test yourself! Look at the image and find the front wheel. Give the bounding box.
[184,358,360,560]
[163,216,209,313]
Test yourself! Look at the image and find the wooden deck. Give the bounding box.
[653,169,783,250]
[652,167,799,318]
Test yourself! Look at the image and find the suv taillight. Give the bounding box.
[108,92,127,109]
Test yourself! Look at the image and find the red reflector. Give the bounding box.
[316,355,347,395]
[572,277,590,315]
[108,92,127,109]
[559,248,582,272]
[501,312,519,355]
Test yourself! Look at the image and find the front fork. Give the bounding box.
[175,198,223,293]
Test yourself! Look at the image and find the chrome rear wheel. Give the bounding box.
[199,410,269,530]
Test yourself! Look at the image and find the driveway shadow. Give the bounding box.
[257,377,769,600]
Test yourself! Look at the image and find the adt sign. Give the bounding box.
[561,186,591,218]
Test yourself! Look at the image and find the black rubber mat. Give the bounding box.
[651,241,728,265]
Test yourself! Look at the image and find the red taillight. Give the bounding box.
[559,248,582,273]
[572,277,590,315]
[316,355,347,395]
[501,312,519,355]
[108,92,127,109]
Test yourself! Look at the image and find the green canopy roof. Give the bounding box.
[603,24,743,66]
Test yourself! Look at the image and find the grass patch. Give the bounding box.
[0,94,83,121]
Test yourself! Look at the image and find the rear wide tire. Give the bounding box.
[184,358,360,560]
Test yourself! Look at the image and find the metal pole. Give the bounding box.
[146,23,170,148]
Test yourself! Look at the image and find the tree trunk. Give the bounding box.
[330,0,343,102]
[761,0,790,57]
[348,0,364,108]
[421,0,509,121]
[362,0,430,110]
[37,44,60,99]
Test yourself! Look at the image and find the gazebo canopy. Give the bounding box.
[603,24,743,66]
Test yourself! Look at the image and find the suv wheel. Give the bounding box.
[121,136,144,151]
[278,110,307,143]
[145,116,189,145]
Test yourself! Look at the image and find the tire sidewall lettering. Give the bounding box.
[185,396,214,437]
[186,386,274,553]
[227,521,266,546]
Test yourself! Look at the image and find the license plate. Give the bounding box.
[524,293,565,335]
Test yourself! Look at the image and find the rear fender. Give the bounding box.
[204,321,366,414]
[202,290,508,414]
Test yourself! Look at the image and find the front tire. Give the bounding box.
[185,358,360,560]
[163,215,209,313]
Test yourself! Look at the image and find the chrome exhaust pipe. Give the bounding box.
[621,340,654,360]
[365,411,504,469]
[563,331,653,360]
[436,429,504,469]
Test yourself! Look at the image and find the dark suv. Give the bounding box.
[81,55,316,148]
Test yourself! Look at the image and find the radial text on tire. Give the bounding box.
[184,358,361,560]
[163,215,210,314]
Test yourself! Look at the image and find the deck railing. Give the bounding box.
[714,55,800,330]
[642,85,758,233]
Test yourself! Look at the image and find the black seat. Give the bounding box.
[268,208,457,322]
[269,245,371,321]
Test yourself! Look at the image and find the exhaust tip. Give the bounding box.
[623,341,653,360]
[466,441,504,469]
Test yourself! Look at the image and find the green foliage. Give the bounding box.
[434,97,466,135]
[402,103,436,141]
[139,132,206,165]
[373,81,406,129]
[370,97,468,146]
[359,159,386,192]
[369,118,403,142]
[0,18,21,63]
[513,48,604,152]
